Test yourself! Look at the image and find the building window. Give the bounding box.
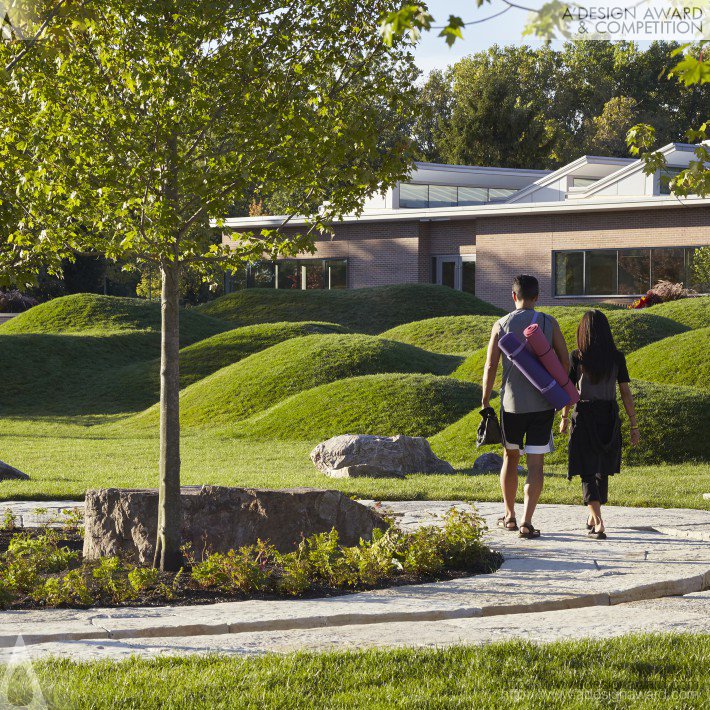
[572,177,599,188]
[554,247,707,296]
[277,261,300,289]
[457,187,487,206]
[659,167,684,195]
[399,183,429,209]
[554,251,584,297]
[461,259,476,294]
[618,249,650,295]
[227,259,347,293]
[399,183,518,208]
[585,250,617,295]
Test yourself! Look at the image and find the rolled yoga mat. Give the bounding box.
[499,331,571,410]
[523,323,580,405]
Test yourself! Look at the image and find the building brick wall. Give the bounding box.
[476,206,710,309]
[225,205,710,305]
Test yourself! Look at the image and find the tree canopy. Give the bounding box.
[411,41,709,170]
[2,0,419,568]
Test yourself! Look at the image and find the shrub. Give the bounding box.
[0,289,38,313]
[91,557,136,603]
[630,280,696,309]
[190,541,274,593]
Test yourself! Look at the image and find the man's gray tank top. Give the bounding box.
[497,308,557,414]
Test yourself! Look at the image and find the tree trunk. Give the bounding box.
[154,254,182,571]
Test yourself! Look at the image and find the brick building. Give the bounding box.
[220,143,710,310]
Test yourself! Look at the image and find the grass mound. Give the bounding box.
[646,296,710,330]
[380,315,497,355]
[127,334,460,429]
[0,331,162,416]
[627,328,709,390]
[538,304,623,321]
[430,379,709,467]
[98,321,352,412]
[197,284,505,334]
[557,309,689,353]
[238,373,479,440]
[1,293,227,345]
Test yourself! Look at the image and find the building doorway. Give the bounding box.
[432,255,476,294]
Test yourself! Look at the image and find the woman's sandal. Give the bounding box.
[588,527,607,540]
[497,514,518,531]
[586,517,594,531]
[519,522,540,539]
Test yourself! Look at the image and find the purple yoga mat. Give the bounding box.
[499,331,571,410]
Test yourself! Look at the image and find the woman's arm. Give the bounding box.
[619,382,640,446]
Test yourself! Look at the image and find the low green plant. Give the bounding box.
[191,541,274,593]
[32,569,93,607]
[91,557,136,603]
[1,509,18,532]
[128,566,161,593]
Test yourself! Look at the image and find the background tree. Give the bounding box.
[7,0,418,569]
[412,41,708,170]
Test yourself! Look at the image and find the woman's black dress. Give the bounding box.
[567,350,629,480]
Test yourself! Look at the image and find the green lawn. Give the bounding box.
[1,289,708,510]
[10,634,708,709]
[0,418,707,509]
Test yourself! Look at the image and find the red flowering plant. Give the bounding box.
[629,280,696,309]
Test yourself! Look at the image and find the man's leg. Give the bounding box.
[521,453,544,527]
[501,448,520,526]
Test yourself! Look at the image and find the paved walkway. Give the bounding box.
[0,500,707,661]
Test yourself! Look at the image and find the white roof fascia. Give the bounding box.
[215,195,709,231]
[505,155,634,204]
[579,143,698,198]
[411,161,549,179]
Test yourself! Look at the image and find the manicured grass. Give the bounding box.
[430,379,710,467]
[0,331,163,415]
[1,293,227,343]
[126,335,461,429]
[0,418,707,508]
[538,303,624,321]
[627,328,709,390]
[236,373,478,440]
[15,634,709,709]
[557,310,690,353]
[197,284,505,334]
[100,321,352,412]
[647,296,710,329]
[380,315,498,355]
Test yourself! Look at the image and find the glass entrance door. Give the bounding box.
[433,255,476,293]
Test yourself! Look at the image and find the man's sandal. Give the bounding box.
[519,522,541,539]
[497,514,518,531]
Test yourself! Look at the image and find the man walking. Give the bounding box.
[481,275,569,538]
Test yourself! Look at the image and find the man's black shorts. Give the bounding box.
[500,409,555,454]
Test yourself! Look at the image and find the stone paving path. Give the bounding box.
[0,499,707,661]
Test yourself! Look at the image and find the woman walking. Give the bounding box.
[560,310,640,539]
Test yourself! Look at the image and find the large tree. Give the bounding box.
[5,0,418,569]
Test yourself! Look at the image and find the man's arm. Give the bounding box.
[551,321,569,374]
[481,323,501,408]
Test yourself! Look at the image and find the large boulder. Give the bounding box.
[0,460,29,481]
[83,486,386,564]
[310,434,455,478]
[473,453,526,475]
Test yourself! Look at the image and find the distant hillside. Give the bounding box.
[197,284,505,334]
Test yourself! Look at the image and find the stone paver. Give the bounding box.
[6,591,707,661]
[0,500,707,657]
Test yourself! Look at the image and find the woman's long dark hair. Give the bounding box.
[576,310,618,384]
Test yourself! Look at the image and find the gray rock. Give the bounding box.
[310,434,455,478]
[83,486,387,564]
[0,460,29,481]
[472,453,503,473]
[472,453,525,475]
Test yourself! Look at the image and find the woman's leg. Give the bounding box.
[582,477,603,529]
